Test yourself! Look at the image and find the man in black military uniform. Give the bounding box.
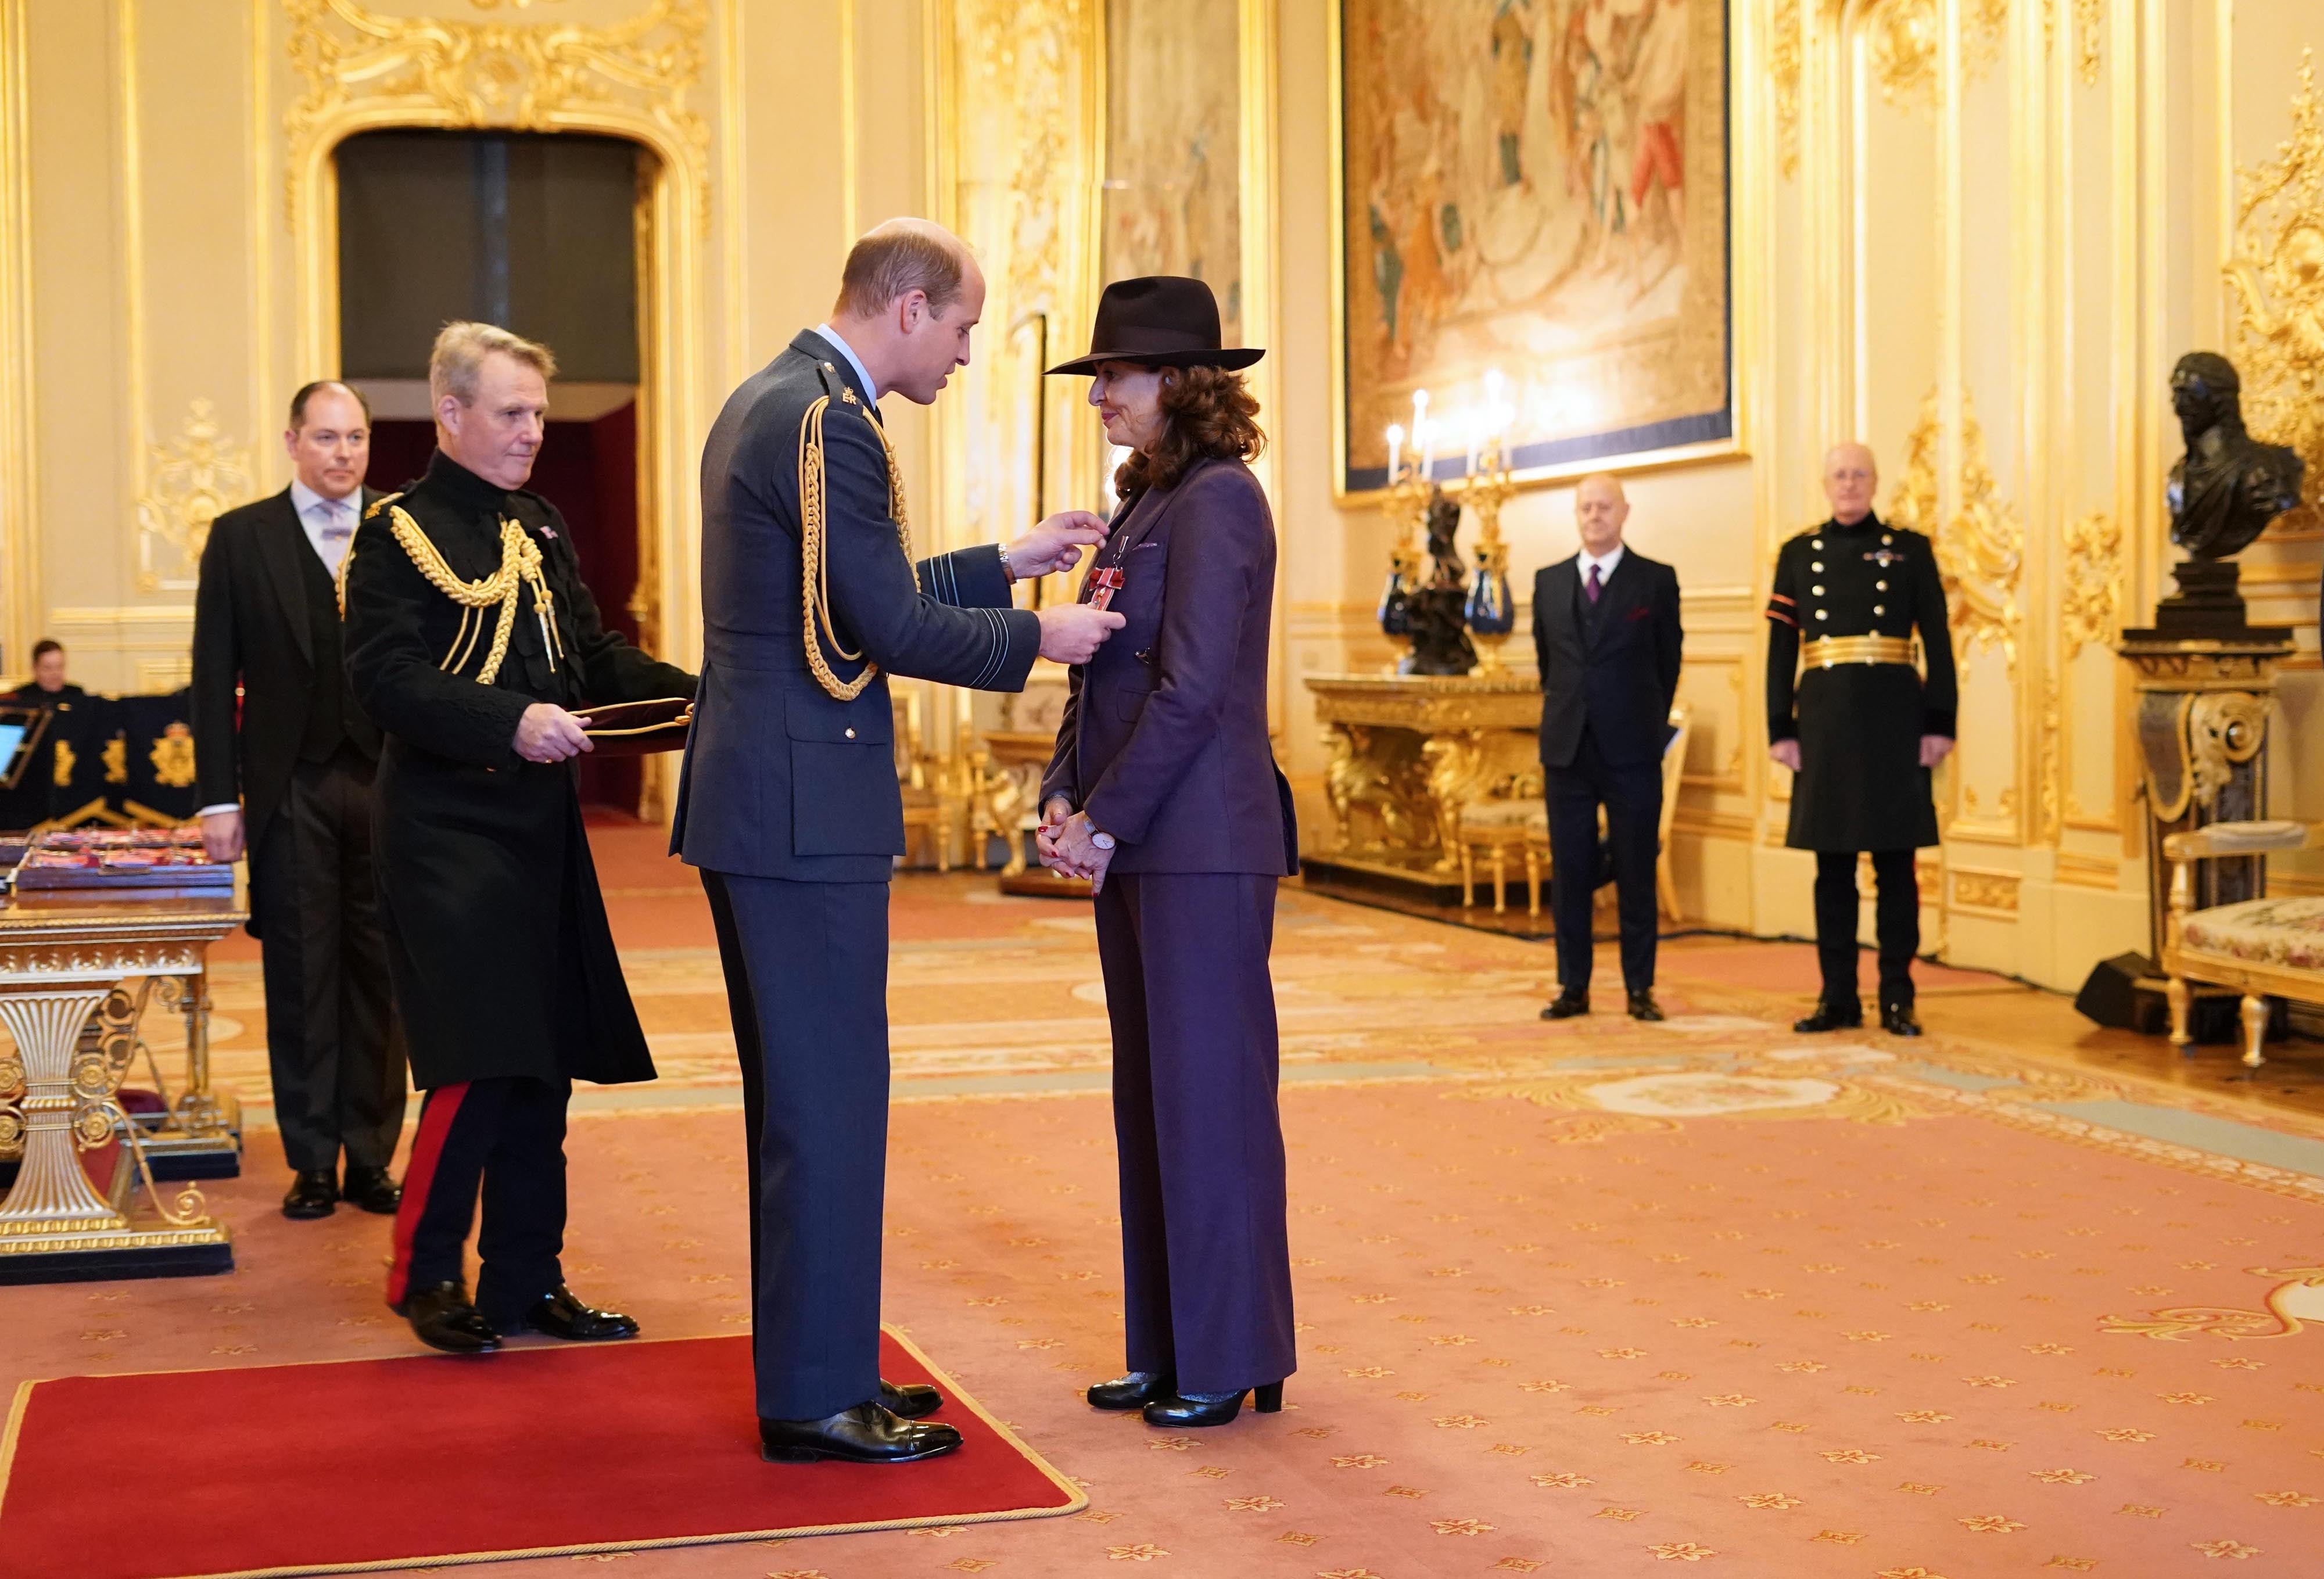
[1765,442,1957,1036]
[343,321,697,1355]
[674,219,1124,1465]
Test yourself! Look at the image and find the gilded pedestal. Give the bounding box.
[2119,630,2296,970]
[1303,674,1543,903]
[0,892,243,1282]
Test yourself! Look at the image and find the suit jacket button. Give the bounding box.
[844,726,857,739]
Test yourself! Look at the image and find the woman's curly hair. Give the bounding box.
[1114,365,1267,498]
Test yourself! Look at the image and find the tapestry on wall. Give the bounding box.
[1102,0,1244,338]
[1337,0,1731,493]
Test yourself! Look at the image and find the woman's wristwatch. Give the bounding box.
[1090,827,1116,852]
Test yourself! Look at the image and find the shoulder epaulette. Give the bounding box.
[364,491,403,521]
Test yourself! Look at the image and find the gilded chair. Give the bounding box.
[2160,817,2324,1070]
[891,687,958,872]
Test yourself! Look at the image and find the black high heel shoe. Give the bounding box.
[1141,1381,1285,1427]
[1087,1373,1175,1411]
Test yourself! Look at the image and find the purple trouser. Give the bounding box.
[1093,870,1296,1395]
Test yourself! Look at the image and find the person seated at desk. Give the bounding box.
[2,640,87,714]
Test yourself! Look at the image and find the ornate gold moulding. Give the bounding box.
[0,894,244,1281]
[1306,673,1544,899]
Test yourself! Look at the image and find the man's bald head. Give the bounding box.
[1823,442,1878,525]
[1575,470,1631,554]
[834,218,980,319]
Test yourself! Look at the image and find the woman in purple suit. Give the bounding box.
[1037,277,1300,1429]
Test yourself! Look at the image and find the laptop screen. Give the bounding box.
[0,722,26,778]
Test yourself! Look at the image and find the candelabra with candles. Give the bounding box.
[1375,393,1479,676]
[1461,419,1518,672]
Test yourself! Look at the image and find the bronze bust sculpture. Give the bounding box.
[2167,351,2304,559]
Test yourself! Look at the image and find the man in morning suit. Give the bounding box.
[344,322,697,1354]
[673,219,1127,1465]
[1535,472,1683,1022]
[192,381,404,1221]
[1765,443,1957,1037]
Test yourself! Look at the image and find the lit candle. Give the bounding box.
[1412,390,1432,478]
[1385,423,1404,483]
[1465,412,1482,479]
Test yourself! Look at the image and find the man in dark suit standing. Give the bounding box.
[192,381,404,1221]
[1533,472,1684,1022]
[674,218,1124,1465]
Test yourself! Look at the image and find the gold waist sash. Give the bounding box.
[1803,635,1917,668]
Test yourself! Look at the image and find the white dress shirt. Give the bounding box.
[811,323,880,403]
[1577,542,1626,596]
[197,480,364,820]
[289,479,363,576]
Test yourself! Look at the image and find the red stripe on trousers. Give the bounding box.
[386,1082,470,1308]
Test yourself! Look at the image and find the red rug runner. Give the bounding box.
[0,1329,1081,1578]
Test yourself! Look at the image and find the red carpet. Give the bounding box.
[0,1329,1081,1578]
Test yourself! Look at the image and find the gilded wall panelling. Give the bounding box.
[1676,654,1749,793]
[1949,865,2022,914]
[136,400,253,594]
[0,0,35,682]
[2225,48,2324,541]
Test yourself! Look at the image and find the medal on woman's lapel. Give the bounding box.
[1088,566,1125,610]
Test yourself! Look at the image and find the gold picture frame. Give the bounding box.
[1329,0,1739,501]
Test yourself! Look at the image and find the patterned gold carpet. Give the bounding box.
[18,837,2324,1576]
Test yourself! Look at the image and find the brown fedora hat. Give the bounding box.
[1046,275,1264,375]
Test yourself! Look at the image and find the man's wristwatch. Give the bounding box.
[996,543,1017,583]
[1089,828,1116,852]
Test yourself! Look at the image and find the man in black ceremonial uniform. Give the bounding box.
[675,219,1124,1465]
[1765,442,1957,1037]
[343,322,696,1355]
[192,380,404,1222]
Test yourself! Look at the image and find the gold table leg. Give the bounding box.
[0,988,123,1238]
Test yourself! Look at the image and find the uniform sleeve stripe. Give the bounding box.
[1768,593,1794,604]
[1765,610,1796,627]
[968,607,1005,688]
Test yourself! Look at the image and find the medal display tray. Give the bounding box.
[13,827,234,890]
[580,697,695,756]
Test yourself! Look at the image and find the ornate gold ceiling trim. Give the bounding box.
[282,0,709,233]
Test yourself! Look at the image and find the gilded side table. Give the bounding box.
[0,891,243,1282]
[1303,673,1544,903]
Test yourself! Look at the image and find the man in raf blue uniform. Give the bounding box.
[673,218,1125,1465]
[1765,442,1957,1037]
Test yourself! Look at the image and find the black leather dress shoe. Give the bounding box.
[1792,1001,1864,1033]
[396,1281,501,1354]
[522,1285,640,1341]
[1627,991,1665,1022]
[282,1169,338,1219]
[341,1166,402,1215]
[1881,1003,1924,1037]
[1086,1373,1175,1411]
[881,1379,943,1419]
[1142,1381,1285,1428]
[759,1403,963,1464]
[1540,993,1590,1020]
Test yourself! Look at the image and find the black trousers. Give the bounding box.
[385,1075,569,1325]
[1813,849,1920,1009]
[701,869,892,1422]
[1094,871,1296,1397]
[1545,730,1663,996]
[247,748,403,1174]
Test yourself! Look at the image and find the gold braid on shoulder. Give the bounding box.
[371,504,566,685]
[334,491,401,619]
[799,392,919,701]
